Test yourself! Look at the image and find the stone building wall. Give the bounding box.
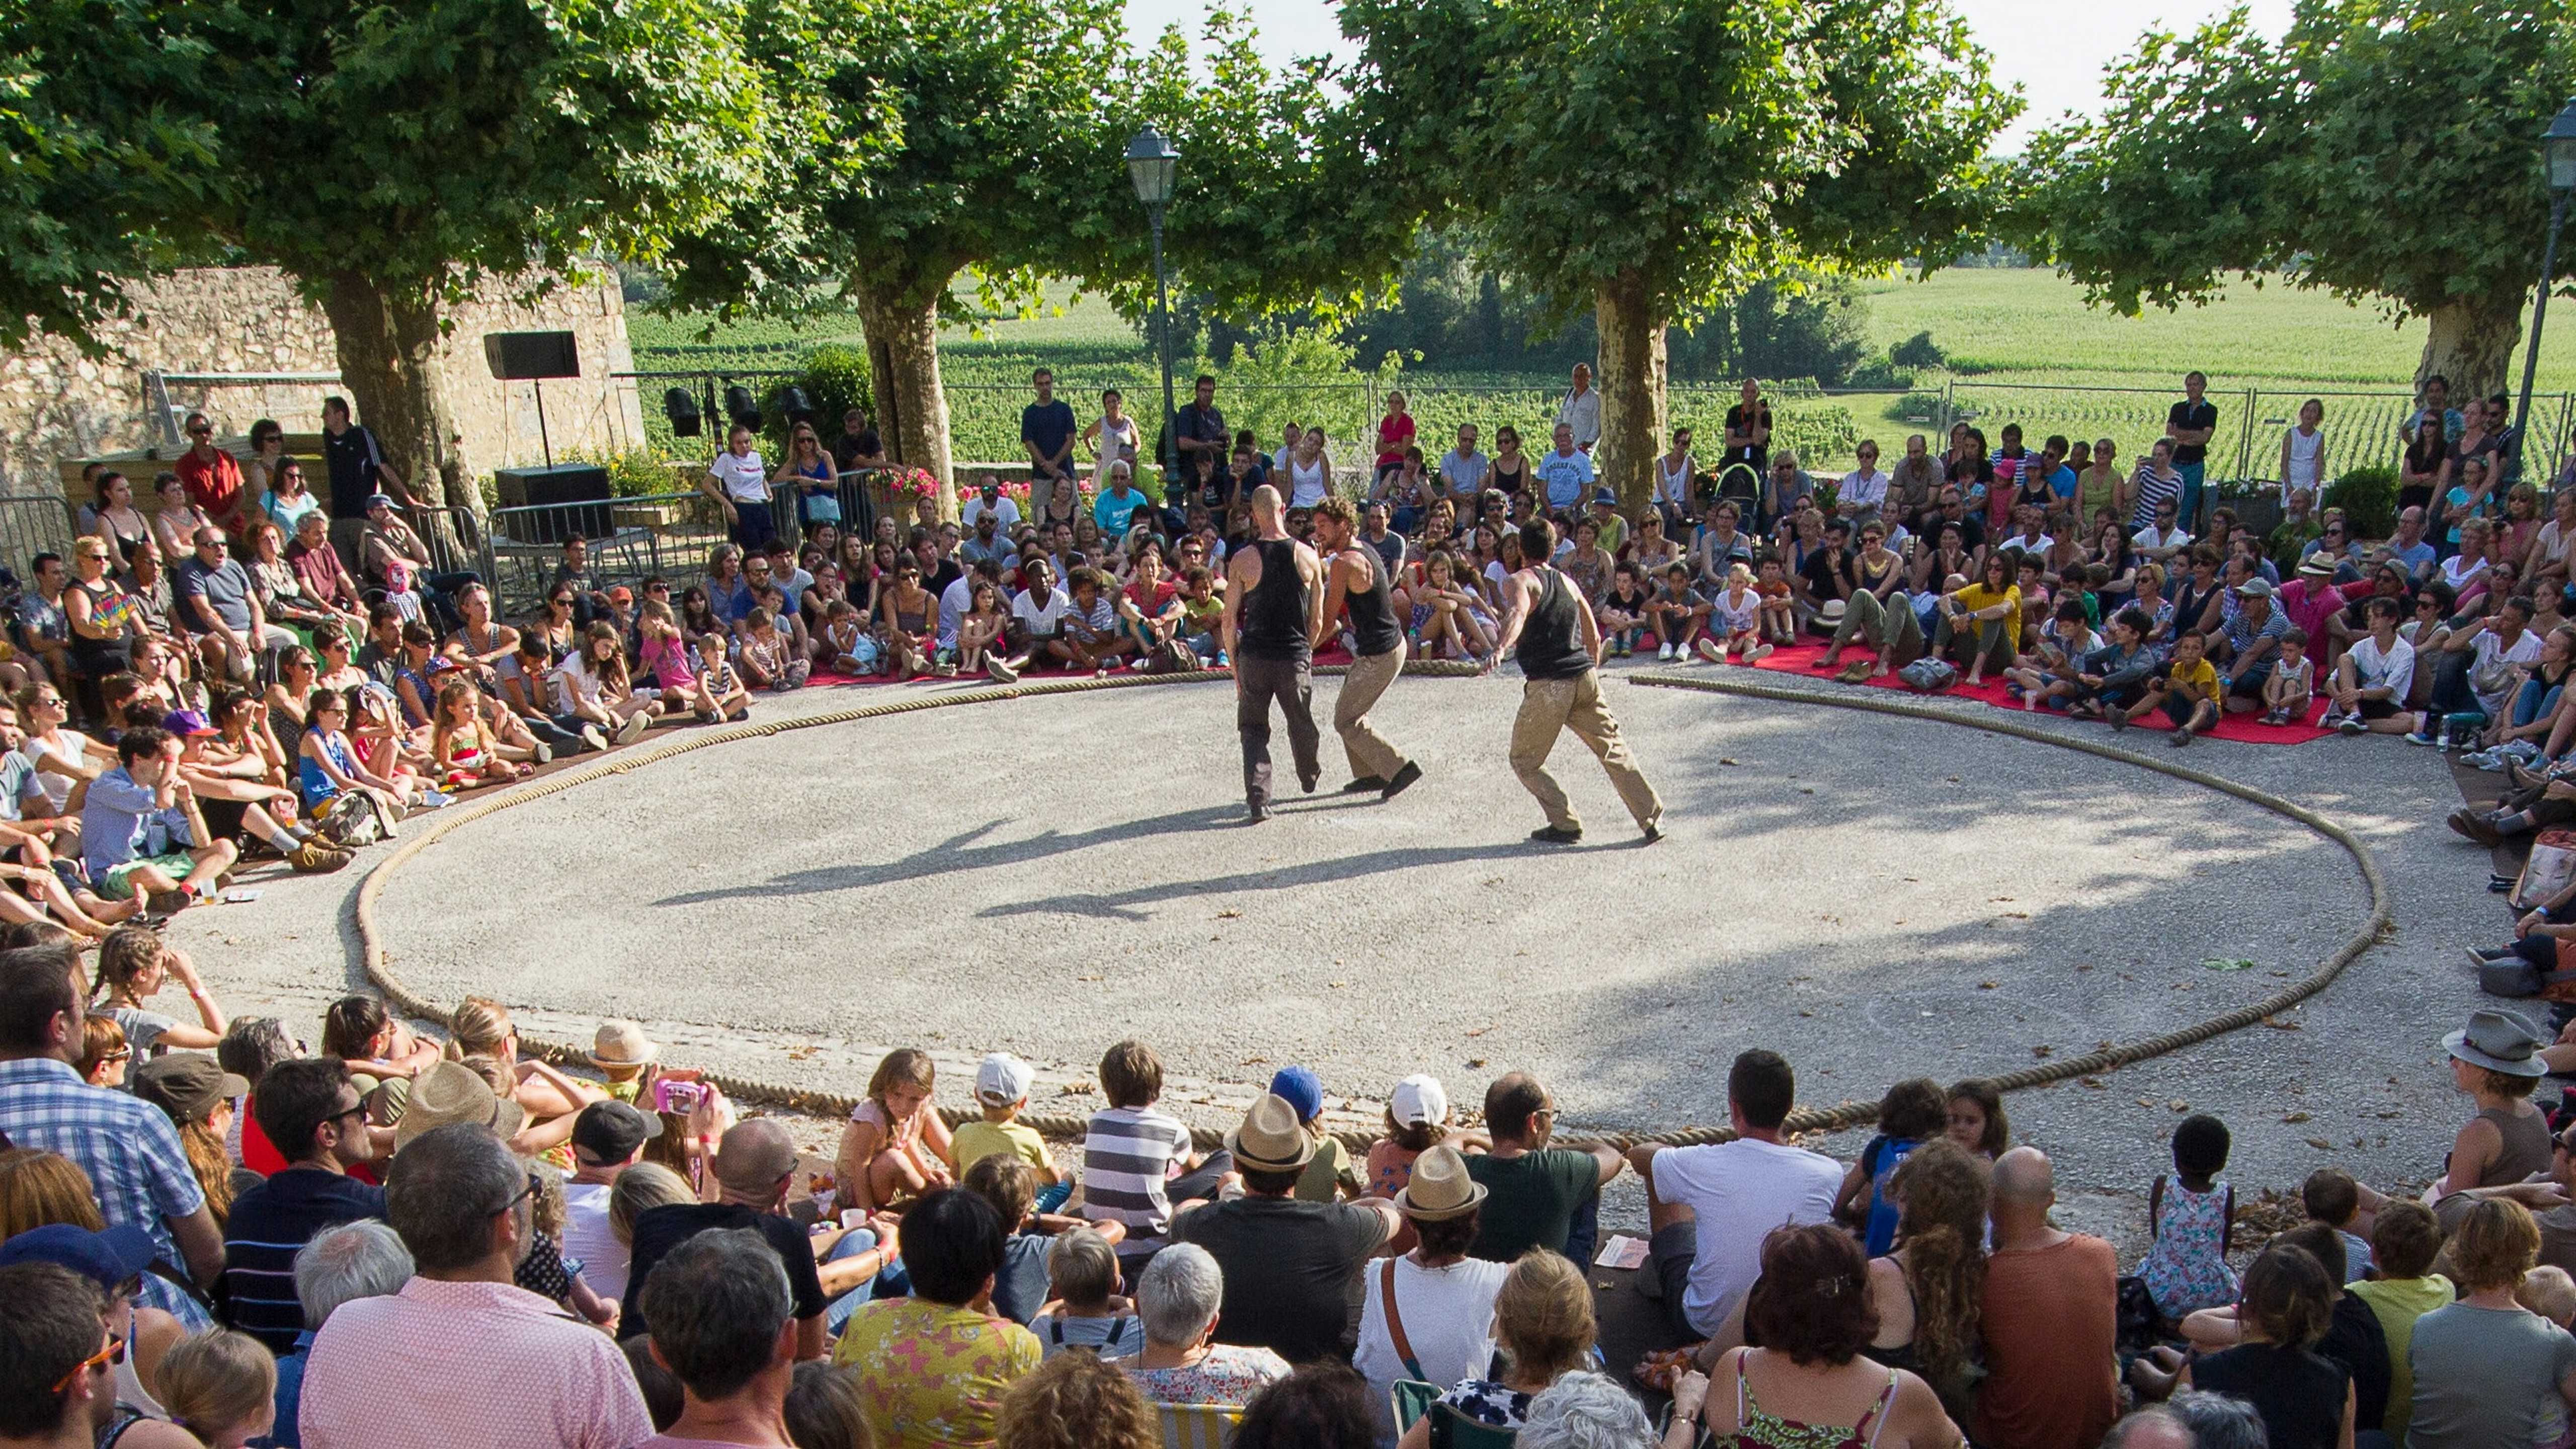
[0,266,647,497]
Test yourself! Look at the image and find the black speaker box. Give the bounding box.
[494,463,613,542]
[484,331,581,381]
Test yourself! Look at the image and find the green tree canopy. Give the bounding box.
[183,0,778,512]
[0,0,215,352]
[2011,0,2576,400]
[1340,0,2016,511]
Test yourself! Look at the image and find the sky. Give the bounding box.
[1120,0,2299,152]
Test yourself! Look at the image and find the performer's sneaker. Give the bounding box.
[1299,769,1319,793]
[1382,762,1423,799]
[1245,802,1270,824]
[1342,776,1388,793]
[1528,825,1582,845]
[1641,820,1663,843]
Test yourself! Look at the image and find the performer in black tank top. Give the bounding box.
[1489,516,1663,845]
[1313,497,1420,799]
[1223,486,1323,820]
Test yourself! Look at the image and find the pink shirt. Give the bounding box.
[299,1276,653,1449]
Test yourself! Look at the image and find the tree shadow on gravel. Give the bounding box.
[648,804,1249,906]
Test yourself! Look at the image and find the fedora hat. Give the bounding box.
[1816,599,1847,627]
[588,1019,658,1071]
[1395,1145,1487,1222]
[1227,1092,1316,1174]
[395,1061,529,1147]
[2447,1008,2548,1077]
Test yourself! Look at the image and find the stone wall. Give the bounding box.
[0,266,647,496]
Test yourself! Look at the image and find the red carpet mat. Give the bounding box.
[803,645,1358,690]
[1694,638,2336,745]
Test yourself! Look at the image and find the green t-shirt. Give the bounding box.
[952,1119,1049,1177]
[2348,1272,2452,1443]
[1292,1136,1349,1204]
[1464,1148,1602,1263]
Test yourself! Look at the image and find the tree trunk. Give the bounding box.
[317,272,481,528]
[851,276,956,524]
[1594,271,1669,520]
[2418,296,2524,401]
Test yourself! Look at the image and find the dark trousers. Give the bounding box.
[2429,649,2481,719]
[1236,652,1320,807]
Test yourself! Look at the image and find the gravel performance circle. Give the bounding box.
[373,673,2372,1134]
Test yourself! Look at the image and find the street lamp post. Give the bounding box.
[2512,97,2576,481]
[1126,127,1181,479]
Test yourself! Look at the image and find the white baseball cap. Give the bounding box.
[975,1052,1034,1107]
[1390,1074,1448,1128]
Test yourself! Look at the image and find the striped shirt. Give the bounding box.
[220,1168,387,1352]
[1081,1105,1194,1248]
[0,1056,209,1325]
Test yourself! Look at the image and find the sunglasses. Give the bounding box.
[51,1334,126,1393]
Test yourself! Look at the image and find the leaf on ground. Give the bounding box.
[1060,1080,1096,1095]
[2031,1044,2053,1059]
[2000,911,2030,919]
[2282,1111,2312,1123]
[2080,1076,2107,1088]
[2306,1137,2334,1150]
[1075,974,1103,982]
[1465,1058,1487,1069]
[2262,1014,2301,1030]
[2137,1098,2158,1108]
[2202,957,2258,972]
[1239,1056,1268,1066]
[1215,909,1242,919]
[1719,757,1740,766]
[2170,1100,2191,1112]
[1798,1009,1816,1018]
[1979,981,2000,990]
[1328,981,1347,989]
[1464,1025,1491,1037]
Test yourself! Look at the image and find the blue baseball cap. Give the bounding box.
[1268,1065,1324,1124]
[1591,489,1617,508]
[0,1223,159,1289]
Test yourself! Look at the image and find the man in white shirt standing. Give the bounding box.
[1625,1050,1840,1348]
[1838,440,1892,520]
[700,423,776,551]
[1555,363,1601,453]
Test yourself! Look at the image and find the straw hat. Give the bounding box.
[1394,1145,1488,1222]
[587,1019,658,1071]
[394,1061,529,1147]
[1227,1092,1316,1174]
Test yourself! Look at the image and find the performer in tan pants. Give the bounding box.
[1312,497,1422,799]
[1487,517,1662,844]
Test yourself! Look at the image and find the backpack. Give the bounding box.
[1898,657,1958,692]
[316,791,387,849]
[2511,827,2576,912]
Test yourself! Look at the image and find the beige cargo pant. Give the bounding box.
[1335,641,1409,781]
[1508,669,1662,833]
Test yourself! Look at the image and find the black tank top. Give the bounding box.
[1515,567,1590,680]
[1344,545,1402,657]
[1240,538,1311,661]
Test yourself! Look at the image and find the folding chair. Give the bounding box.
[1156,1401,1242,1449]
[1427,1401,1519,1448]
[1391,1378,1441,1434]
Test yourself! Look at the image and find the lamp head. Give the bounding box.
[1126,127,1180,207]
[2547,96,2576,193]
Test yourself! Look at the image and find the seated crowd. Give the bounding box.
[4,911,2574,1449]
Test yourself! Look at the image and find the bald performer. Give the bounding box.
[1222,484,1326,822]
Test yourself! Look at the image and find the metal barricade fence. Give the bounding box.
[0,494,80,578]
[476,471,889,616]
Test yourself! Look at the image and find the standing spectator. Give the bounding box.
[219,1058,385,1353]
[0,943,222,1327]
[2166,370,2219,530]
[269,1222,414,1449]
[622,1119,827,1359]
[832,1187,1040,1449]
[1722,378,1772,477]
[297,1122,653,1449]
[1020,369,1078,502]
[174,415,249,539]
[2406,1198,2576,1449]
[1168,1092,1401,1364]
[830,408,886,474]
[1556,364,1602,453]
[1536,425,1597,514]
[1628,1050,1840,1353]
[1975,1147,2118,1449]
[317,397,409,573]
[1172,375,1229,476]
[701,425,776,553]
[2407,373,2465,447]
[2280,398,2329,505]
[636,1228,799,1449]
[1462,1073,1621,1266]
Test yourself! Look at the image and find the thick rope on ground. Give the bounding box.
[347,660,2389,1155]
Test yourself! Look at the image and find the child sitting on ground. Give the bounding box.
[964,1154,1102,1324]
[155,1327,279,1449]
[2348,1200,2451,1446]
[2301,1167,2374,1280]
[1027,1225,1142,1359]
[1081,1038,1222,1268]
[952,1052,1060,1187]
[2523,1266,2576,1449]
[736,608,810,692]
[2264,625,2316,726]
[2136,1112,2239,1325]
[1755,555,1798,645]
[1833,1077,1948,1257]
[956,582,1013,680]
[833,1046,955,1214]
[1061,569,1135,677]
[1268,1065,1353,1203]
[1597,562,1652,658]
[2117,627,2222,746]
[1177,567,1226,666]
[692,630,751,723]
[429,679,526,790]
[1650,562,1710,662]
[819,598,878,677]
[1700,561,1770,665]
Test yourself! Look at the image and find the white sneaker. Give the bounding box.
[1657,642,1674,661]
[615,710,650,746]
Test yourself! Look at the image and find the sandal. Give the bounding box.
[1635,1343,1708,1394]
